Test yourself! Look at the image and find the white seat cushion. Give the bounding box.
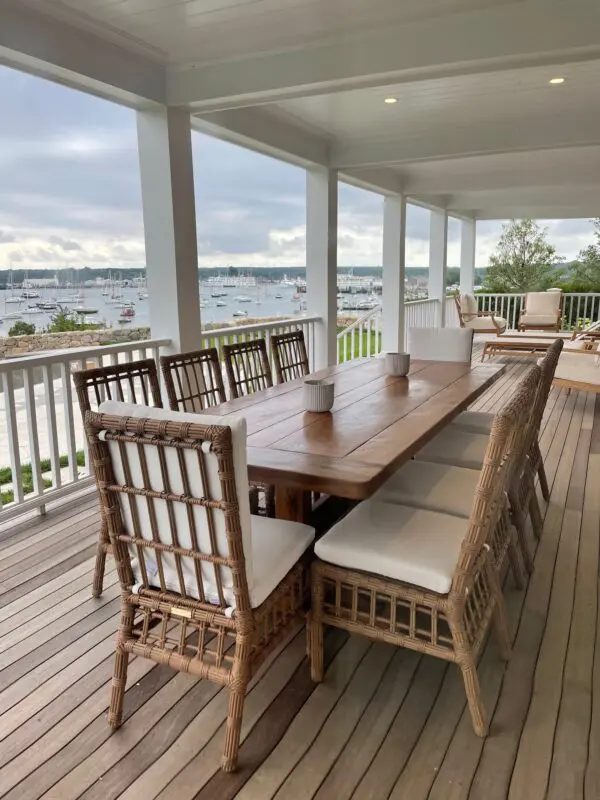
[459,294,479,316]
[452,410,494,434]
[414,426,488,470]
[524,292,561,316]
[373,460,478,518]
[519,313,559,326]
[315,500,468,594]
[249,516,314,607]
[466,316,507,332]
[408,327,474,363]
[98,401,315,609]
[554,351,600,390]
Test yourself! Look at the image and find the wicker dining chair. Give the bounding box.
[222,338,276,516]
[160,347,226,411]
[373,364,542,588]
[84,401,315,773]
[73,359,162,597]
[309,378,529,737]
[160,346,263,517]
[271,330,310,383]
[223,338,273,399]
[452,338,563,505]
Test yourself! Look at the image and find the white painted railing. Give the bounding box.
[337,305,381,362]
[475,292,600,331]
[0,338,169,521]
[202,315,321,372]
[336,298,442,362]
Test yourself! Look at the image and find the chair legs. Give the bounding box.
[108,605,134,728]
[222,684,248,772]
[457,655,488,737]
[92,522,110,598]
[537,450,551,502]
[308,609,325,683]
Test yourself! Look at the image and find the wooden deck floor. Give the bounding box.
[1,356,600,800]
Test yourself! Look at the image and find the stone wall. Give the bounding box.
[0,327,151,359]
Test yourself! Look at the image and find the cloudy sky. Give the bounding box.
[0,65,595,271]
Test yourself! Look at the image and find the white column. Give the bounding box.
[429,208,448,327]
[306,167,338,369]
[136,106,201,353]
[382,194,407,352]
[460,218,476,294]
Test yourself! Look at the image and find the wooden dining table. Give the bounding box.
[210,357,506,523]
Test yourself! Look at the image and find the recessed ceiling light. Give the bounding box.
[384,96,398,104]
[549,77,565,84]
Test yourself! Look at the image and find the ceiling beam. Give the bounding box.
[167,0,600,109]
[330,116,600,168]
[471,206,598,220]
[0,1,166,107]
[192,107,329,167]
[398,153,600,195]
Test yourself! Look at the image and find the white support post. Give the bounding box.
[136,106,201,353]
[460,218,476,294]
[306,167,338,369]
[382,195,407,352]
[429,208,448,327]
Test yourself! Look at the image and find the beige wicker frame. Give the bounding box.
[160,346,266,517]
[271,330,310,384]
[507,339,564,572]
[454,293,504,335]
[223,338,273,399]
[84,410,309,773]
[160,347,226,411]
[309,376,531,738]
[222,338,275,516]
[73,359,162,597]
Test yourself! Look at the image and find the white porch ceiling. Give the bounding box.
[2,0,600,219]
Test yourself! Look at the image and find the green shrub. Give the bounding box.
[8,320,36,336]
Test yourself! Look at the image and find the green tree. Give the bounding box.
[569,218,600,290]
[8,320,36,336]
[483,219,561,292]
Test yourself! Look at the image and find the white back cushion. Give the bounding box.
[526,292,560,315]
[408,327,474,363]
[459,294,478,316]
[97,400,252,607]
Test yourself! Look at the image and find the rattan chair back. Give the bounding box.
[72,358,162,597]
[223,338,273,398]
[161,347,226,411]
[73,358,162,413]
[271,330,310,383]
[85,410,252,613]
[451,364,538,598]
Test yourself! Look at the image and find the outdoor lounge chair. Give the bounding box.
[408,326,474,363]
[553,346,600,394]
[454,293,507,334]
[518,291,562,332]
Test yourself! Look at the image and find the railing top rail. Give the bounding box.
[203,315,320,338]
[0,338,171,372]
[336,305,381,338]
[405,297,439,306]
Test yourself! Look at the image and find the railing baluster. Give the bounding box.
[2,371,24,505]
[43,364,62,491]
[23,366,44,503]
[60,361,78,484]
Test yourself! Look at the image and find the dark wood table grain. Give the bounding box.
[210,357,506,522]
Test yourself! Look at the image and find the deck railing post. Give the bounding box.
[382,194,407,353]
[460,218,476,295]
[136,106,202,354]
[429,208,449,327]
[306,167,338,370]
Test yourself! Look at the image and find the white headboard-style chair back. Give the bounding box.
[408,327,474,363]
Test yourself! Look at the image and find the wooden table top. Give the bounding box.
[212,358,505,500]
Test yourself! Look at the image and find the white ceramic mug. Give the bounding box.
[303,379,335,412]
[385,352,410,377]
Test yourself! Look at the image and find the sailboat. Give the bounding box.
[5,270,22,303]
